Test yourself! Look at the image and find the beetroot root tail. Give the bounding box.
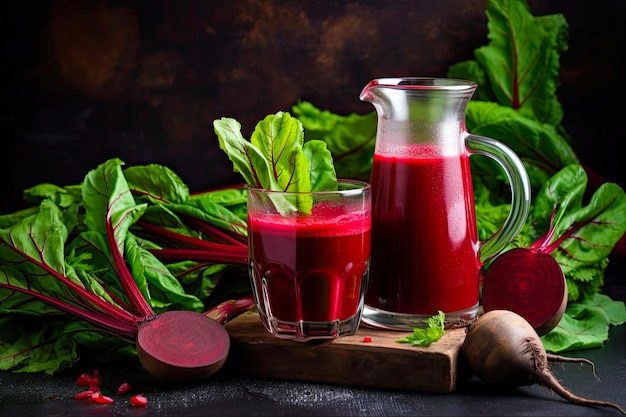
[547,353,598,379]
[533,369,626,415]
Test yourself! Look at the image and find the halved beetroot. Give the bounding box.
[481,248,567,336]
[136,310,230,382]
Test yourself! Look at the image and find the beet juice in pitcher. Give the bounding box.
[360,77,531,330]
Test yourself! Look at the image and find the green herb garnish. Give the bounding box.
[396,311,445,347]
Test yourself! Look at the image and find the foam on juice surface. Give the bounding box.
[249,204,370,237]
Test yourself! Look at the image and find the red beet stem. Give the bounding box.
[183,215,247,247]
[205,294,256,324]
[148,248,247,264]
[106,218,155,318]
[136,221,248,264]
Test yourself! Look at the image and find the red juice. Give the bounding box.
[248,206,371,323]
[366,147,480,315]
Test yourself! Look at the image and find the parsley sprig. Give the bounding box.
[396,311,445,347]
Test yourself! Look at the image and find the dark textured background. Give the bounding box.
[2,0,624,213]
[1,3,625,414]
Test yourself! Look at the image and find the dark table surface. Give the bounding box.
[1,257,625,417]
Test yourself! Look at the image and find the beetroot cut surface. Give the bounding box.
[481,248,567,336]
[136,310,230,382]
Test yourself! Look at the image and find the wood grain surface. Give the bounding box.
[223,311,467,393]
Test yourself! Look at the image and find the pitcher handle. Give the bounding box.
[466,134,531,264]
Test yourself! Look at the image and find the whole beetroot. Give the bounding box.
[462,310,625,415]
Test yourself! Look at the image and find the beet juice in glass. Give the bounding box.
[247,180,371,341]
[360,77,531,330]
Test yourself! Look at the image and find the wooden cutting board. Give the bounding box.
[223,310,467,393]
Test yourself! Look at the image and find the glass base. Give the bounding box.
[258,311,363,342]
[361,304,478,330]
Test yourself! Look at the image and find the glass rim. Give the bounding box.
[363,77,477,91]
[247,179,370,196]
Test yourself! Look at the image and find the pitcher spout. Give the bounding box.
[360,77,477,121]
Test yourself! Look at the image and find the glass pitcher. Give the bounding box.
[360,77,531,330]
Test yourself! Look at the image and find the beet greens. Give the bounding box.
[0,158,253,375]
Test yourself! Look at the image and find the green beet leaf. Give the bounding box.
[448,0,579,199]
[123,163,191,205]
[450,0,568,125]
[82,159,206,313]
[251,111,309,192]
[214,111,337,215]
[542,293,626,352]
[124,162,248,240]
[465,101,579,196]
[81,158,155,317]
[304,140,338,192]
[0,317,79,374]
[126,233,205,312]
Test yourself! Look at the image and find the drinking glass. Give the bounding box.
[247,180,371,341]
